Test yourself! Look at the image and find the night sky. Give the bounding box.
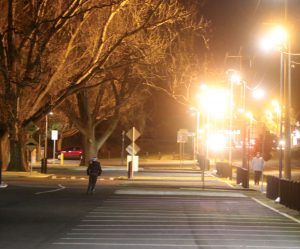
[154,0,300,144]
[201,0,300,110]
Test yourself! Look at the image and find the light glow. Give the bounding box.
[199,87,229,119]
[260,26,288,52]
[207,133,227,151]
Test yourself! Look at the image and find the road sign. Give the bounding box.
[177,129,189,143]
[26,138,38,151]
[126,127,140,141]
[25,121,39,135]
[126,144,140,155]
[51,130,58,140]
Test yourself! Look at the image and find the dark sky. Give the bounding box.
[154,0,300,142]
[201,0,300,111]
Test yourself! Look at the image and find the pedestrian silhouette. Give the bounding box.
[86,157,102,194]
[251,152,264,185]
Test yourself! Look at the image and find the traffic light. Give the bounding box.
[262,131,275,161]
[253,136,262,154]
[253,131,275,161]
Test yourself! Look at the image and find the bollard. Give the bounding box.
[128,161,133,179]
[41,158,44,173]
[0,160,2,185]
[60,153,64,166]
[41,158,47,174]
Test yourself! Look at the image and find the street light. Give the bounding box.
[42,111,53,173]
[190,107,200,161]
[261,25,291,180]
[227,69,265,185]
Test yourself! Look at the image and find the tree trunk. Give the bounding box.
[6,124,27,172]
[0,132,10,171]
[7,138,26,171]
[81,129,98,166]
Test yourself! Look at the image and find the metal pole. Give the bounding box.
[121,130,125,166]
[279,51,284,180]
[53,139,56,164]
[242,81,247,168]
[0,160,2,185]
[131,127,135,177]
[284,41,292,179]
[195,110,200,160]
[43,114,48,173]
[229,81,233,167]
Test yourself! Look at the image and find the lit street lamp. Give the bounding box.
[261,25,292,179]
[227,69,265,177]
[42,111,53,174]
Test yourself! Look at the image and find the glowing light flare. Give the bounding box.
[246,112,254,121]
[252,88,265,100]
[265,109,273,119]
[260,26,288,52]
[271,100,281,113]
[199,88,230,119]
[230,73,241,84]
[207,133,227,151]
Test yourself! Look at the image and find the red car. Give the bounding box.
[57,147,83,160]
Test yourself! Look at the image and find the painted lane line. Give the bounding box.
[85,215,288,221]
[80,219,295,225]
[35,184,66,195]
[89,211,283,218]
[114,189,246,197]
[252,197,300,224]
[77,224,300,228]
[68,231,300,235]
[72,227,300,231]
[52,242,300,248]
[59,237,300,242]
[204,173,236,188]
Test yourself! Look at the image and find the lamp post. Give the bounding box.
[43,114,48,173]
[42,111,53,174]
[190,107,200,161]
[260,26,292,179]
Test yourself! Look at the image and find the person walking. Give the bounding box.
[86,157,102,194]
[251,152,264,185]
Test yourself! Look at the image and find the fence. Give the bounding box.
[236,167,249,188]
[215,162,232,179]
[266,175,300,212]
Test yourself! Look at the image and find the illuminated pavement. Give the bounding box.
[49,189,300,249]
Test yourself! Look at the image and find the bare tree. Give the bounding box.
[0,0,208,170]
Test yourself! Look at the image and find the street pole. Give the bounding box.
[121,130,125,167]
[242,81,247,169]
[195,110,200,160]
[284,41,292,179]
[229,81,233,167]
[43,114,48,173]
[279,51,284,180]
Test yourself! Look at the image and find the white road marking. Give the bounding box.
[52,242,300,248]
[81,219,294,225]
[67,231,300,235]
[114,189,246,197]
[85,214,286,221]
[252,197,300,224]
[35,184,66,195]
[60,237,300,242]
[77,224,300,228]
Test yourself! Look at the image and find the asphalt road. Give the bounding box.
[1,166,300,249]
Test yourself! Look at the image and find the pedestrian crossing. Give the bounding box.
[51,191,300,249]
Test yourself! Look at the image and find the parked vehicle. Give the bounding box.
[56,147,83,159]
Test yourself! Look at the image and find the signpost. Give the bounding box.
[26,138,38,173]
[126,127,140,178]
[51,130,58,163]
[177,129,188,166]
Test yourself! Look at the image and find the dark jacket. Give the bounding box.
[87,160,102,176]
